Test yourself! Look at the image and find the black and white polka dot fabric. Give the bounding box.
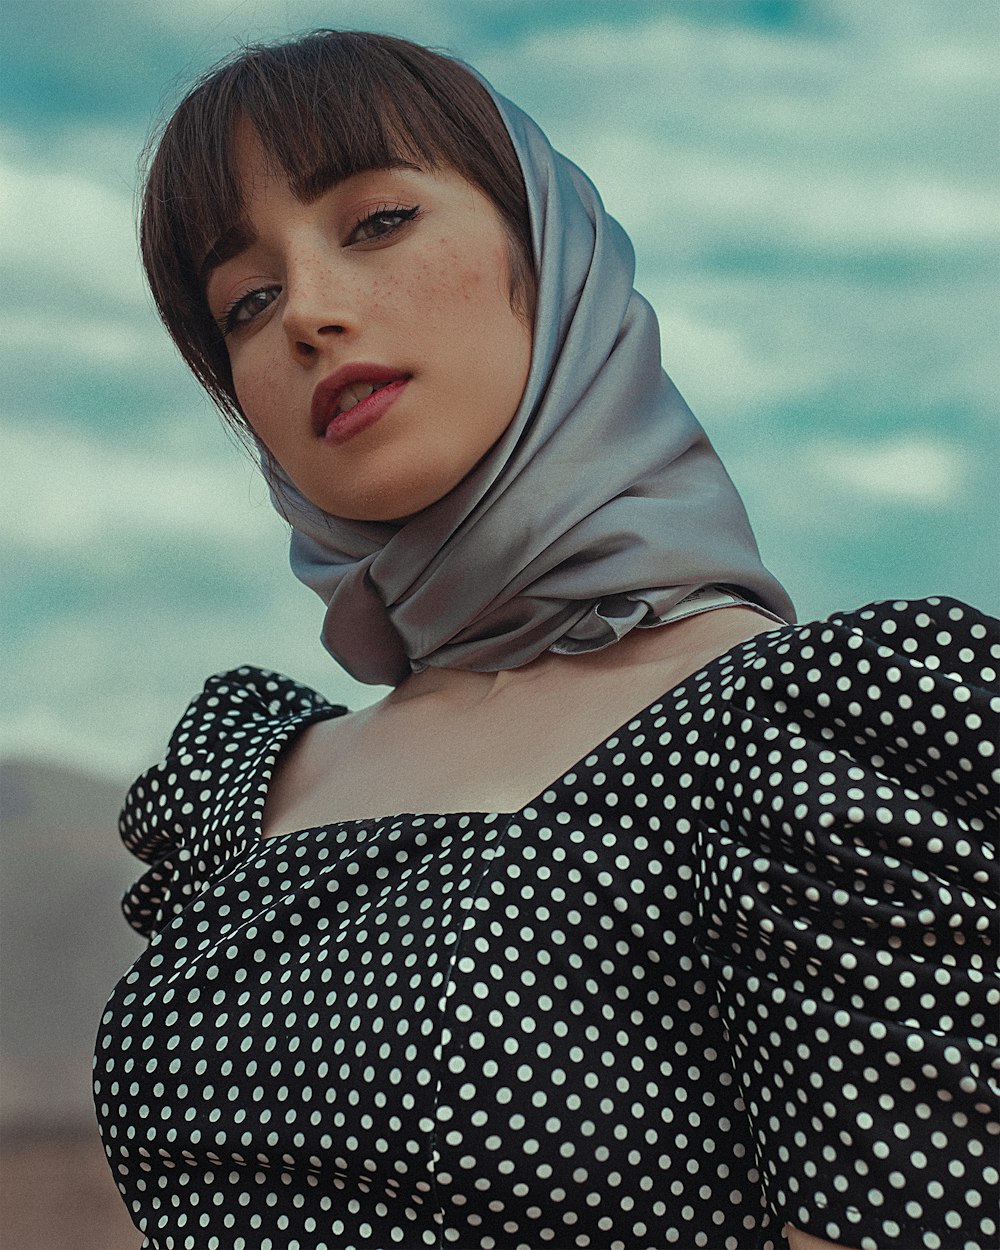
[94,599,999,1250]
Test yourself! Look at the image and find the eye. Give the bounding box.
[348,204,420,245]
[218,286,280,336]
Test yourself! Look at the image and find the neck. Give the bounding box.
[384,606,771,713]
[386,657,546,711]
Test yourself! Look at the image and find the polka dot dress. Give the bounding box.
[94,599,1000,1250]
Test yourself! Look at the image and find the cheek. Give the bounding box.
[231,358,281,441]
[402,234,508,327]
[454,243,511,317]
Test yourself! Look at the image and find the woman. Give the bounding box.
[93,30,998,1250]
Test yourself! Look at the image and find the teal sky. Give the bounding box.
[2,0,998,780]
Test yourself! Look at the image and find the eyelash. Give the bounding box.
[216,203,421,337]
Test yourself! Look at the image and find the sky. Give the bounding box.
[2,0,998,783]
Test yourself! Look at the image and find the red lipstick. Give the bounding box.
[311,363,411,445]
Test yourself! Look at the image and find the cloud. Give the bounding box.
[492,11,1000,270]
[1,603,307,782]
[2,546,372,785]
[648,295,819,414]
[801,436,967,506]
[0,313,167,370]
[144,0,467,47]
[1,420,275,556]
[620,148,997,258]
[0,137,145,307]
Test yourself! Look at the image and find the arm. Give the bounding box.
[785,1227,857,1250]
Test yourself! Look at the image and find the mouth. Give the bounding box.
[333,378,396,416]
[311,363,412,440]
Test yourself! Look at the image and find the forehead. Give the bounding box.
[199,119,422,278]
[230,120,291,201]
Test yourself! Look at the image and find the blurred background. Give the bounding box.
[1,0,997,1245]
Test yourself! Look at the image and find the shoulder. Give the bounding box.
[727,594,997,697]
[122,666,339,853]
[706,595,998,789]
[694,592,999,935]
[808,594,997,659]
[163,665,338,752]
[119,666,346,939]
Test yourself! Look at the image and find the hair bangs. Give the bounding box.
[233,39,440,205]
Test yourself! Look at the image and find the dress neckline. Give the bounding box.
[250,630,763,844]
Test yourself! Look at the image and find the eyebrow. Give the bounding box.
[198,158,425,287]
[199,226,254,286]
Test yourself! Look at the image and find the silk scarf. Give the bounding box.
[267,78,794,685]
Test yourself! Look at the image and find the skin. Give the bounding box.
[259,605,784,831]
[786,1228,857,1250]
[205,125,532,522]
[208,127,857,1250]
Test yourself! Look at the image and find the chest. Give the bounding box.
[262,689,611,832]
[95,771,772,1246]
[260,608,776,836]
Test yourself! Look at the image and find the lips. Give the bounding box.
[334,379,395,415]
[311,363,412,439]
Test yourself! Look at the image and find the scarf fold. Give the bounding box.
[268,78,794,686]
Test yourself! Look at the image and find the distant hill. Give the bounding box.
[0,758,146,1131]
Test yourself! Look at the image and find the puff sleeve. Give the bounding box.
[119,666,340,940]
[694,598,999,1250]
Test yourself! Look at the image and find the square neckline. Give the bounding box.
[249,632,763,844]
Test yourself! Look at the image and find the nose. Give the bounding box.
[280,252,359,362]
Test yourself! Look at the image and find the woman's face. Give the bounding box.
[204,127,533,522]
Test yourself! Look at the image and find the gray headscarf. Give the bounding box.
[267,78,794,686]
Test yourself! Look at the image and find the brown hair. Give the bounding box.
[140,30,535,430]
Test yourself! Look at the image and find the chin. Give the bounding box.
[294,423,499,523]
[315,473,461,524]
